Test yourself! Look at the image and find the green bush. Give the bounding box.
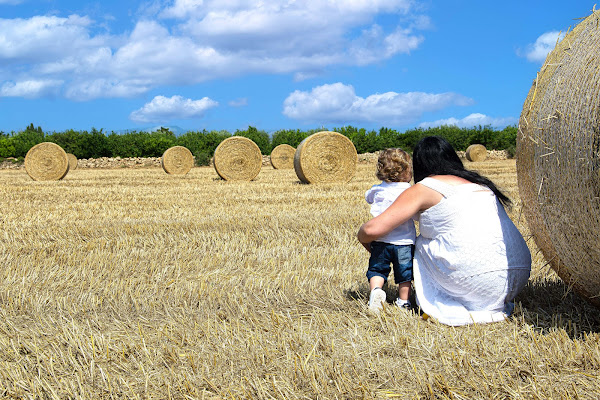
[194,150,212,166]
[11,127,45,158]
[107,132,145,157]
[505,145,516,159]
[141,131,176,157]
[0,124,519,160]
[271,129,309,148]
[0,137,16,158]
[176,130,231,158]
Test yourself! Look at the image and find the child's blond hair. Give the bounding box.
[376,148,412,183]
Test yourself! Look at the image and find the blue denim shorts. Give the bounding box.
[366,242,414,284]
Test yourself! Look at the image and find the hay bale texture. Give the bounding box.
[67,153,78,170]
[213,136,262,181]
[517,10,600,308]
[294,131,357,184]
[24,142,69,181]
[161,146,194,175]
[465,144,487,162]
[270,144,296,169]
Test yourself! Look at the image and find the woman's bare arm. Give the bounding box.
[357,183,441,245]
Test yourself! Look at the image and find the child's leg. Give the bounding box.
[392,244,414,305]
[366,242,391,290]
[366,242,392,311]
[369,276,385,291]
[397,281,411,301]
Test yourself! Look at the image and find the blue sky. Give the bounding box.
[0,1,596,134]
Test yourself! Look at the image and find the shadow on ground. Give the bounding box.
[345,279,600,337]
[516,279,600,337]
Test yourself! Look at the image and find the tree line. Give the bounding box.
[0,123,517,166]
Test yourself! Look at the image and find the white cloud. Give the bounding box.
[349,25,423,65]
[521,31,565,63]
[65,79,150,101]
[282,83,474,125]
[129,95,218,123]
[169,0,422,62]
[0,1,429,100]
[0,79,63,97]
[419,113,517,129]
[228,98,248,107]
[0,15,101,63]
[161,0,410,21]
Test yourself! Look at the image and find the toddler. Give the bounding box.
[363,148,416,312]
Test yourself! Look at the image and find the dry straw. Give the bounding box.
[465,144,487,162]
[24,142,70,181]
[213,136,262,181]
[517,9,600,308]
[161,146,194,175]
[294,131,357,183]
[2,161,600,398]
[67,153,78,170]
[270,144,295,169]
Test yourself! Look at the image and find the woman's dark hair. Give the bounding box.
[412,136,511,207]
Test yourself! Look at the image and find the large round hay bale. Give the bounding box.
[66,153,78,170]
[465,144,487,162]
[213,136,262,181]
[270,144,295,169]
[294,131,357,184]
[161,146,194,175]
[517,10,600,308]
[24,142,69,181]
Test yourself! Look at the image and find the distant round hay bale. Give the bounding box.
[161,146,194,175]
[213,136,262,181]
[24,142,69,181]
[270,144,295,169]
[517,10,600,308]
[465,144,487,162]
[66,153,78,170]
[294,131,357,184]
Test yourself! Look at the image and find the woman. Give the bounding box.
[357,136,531,325]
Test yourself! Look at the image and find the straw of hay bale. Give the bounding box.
[294,131,357,184]
[270,144,296,169]
[161,146,194,175]
[66,153,78,170]
[213,136,262,181]
[517,10,600,308]
[465,144,487,162]
[24,142,70,181]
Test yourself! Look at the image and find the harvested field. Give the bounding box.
[0,160,599,399]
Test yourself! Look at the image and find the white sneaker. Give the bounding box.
[368,288,387,312]
[394,298,412,310]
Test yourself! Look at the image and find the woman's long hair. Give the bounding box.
[412,136,511,207]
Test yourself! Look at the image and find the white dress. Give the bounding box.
[413,177,531,326]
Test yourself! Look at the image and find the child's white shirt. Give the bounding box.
[365,181,416,245]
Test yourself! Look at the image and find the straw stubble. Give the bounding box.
[0,159,599,398]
